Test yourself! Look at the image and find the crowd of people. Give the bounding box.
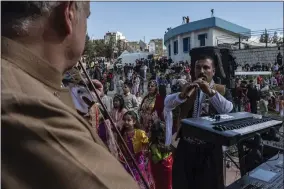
[233,63,284,117]
[74,55,234,188]
[77,54,284,189]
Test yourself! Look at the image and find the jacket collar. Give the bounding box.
[1,36,62,90]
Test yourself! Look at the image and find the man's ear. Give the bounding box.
[63,2,76,35]
[55,2,76,36]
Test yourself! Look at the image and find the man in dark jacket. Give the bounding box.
[247,80,259,114]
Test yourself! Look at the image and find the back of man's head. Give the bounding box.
[2,2,89,37]
[2,1,90,72]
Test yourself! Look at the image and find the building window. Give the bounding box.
[183,37,191,52]
[198,33,207,47]
[168,44,171,57]
[174,40,178,54]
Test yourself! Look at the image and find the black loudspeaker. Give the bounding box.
[189,46,236,88]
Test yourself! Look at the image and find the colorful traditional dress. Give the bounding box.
[109,108,127,130]
[150,144,173,189]
[88,99,118,158]
[140,95,157,134]
[119,129,154,189]
[139,94,164,135]
[280,99,284,117]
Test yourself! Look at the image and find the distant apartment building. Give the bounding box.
[104,31,126,45]
[127,40,147,52]
[149,38,163,56]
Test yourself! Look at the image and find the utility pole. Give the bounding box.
[144,36,145,43]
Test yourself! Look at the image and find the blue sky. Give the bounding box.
[87,2,283,43]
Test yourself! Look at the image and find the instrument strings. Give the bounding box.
[74,61,150,189]
[74,65,136,178]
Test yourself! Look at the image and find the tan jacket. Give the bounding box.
[1,37,139,189]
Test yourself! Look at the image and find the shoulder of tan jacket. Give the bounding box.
[213,84,226,96]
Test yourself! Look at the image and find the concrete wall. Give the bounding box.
[213,28,240,46]
[232,46,284,66]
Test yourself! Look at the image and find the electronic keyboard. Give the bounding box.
[226,153,284,189]
[180,112,283,146]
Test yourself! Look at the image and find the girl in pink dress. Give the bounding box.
[119,111,155,189]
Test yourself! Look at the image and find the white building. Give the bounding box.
[164,17,251,63]
[149,41,156,54]
[104,31,126,45]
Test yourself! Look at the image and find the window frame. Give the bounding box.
[174,40,178,55]
[183,37,191,53]
[198,33,207,47]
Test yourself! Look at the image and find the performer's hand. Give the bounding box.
[194,78,215,97]
[179,82,199,99]
[89,79,104,98]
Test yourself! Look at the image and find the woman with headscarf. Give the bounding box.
[139,80,164,135]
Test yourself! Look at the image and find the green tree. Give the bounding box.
[83,34,96,62]
[259,29,273,44]
[104,36,115,59]
[84,34,90,52]
[264,29,269,43]
[93,39,106,57]
[117,39,122,57]
[277,37,283,46]
[259,33,265,43]
[272,31,279,44]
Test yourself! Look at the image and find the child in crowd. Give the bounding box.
[136,92,143,107]
[110,94,127,130]
[116,76,124,95]
[133,74,141,95]
[101,88,113,113]
[123,82,139,113]
[119,111,154,189]
[149,121,173,189]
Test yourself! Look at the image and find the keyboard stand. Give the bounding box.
[223,149,240,186]
[237,140,264,177]
[238,141,249,177]
[225,152,240,170]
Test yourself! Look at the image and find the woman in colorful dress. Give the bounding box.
[139,80,164,135]
[119,111,154,189]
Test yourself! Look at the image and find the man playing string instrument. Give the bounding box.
[1,2,139,189]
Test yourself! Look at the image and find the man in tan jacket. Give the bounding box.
[1,2,139,189]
